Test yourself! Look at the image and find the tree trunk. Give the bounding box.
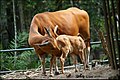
[103,0,118,69]
[0,0,9,49]
[117,0,120,67]
[103,0,114,69]
[18,0,25,31]
[106,0,117,69]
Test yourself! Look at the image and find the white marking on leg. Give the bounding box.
[55,58,59,72]
[87,47,90,64]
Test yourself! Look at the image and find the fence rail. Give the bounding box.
[0,59,109,74]
[0,48,34,52]
[0,41,101,53]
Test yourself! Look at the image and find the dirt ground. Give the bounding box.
[0,64,119,79]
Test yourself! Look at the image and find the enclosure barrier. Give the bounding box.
[0,48,34,52]
[0,41,101,74]
[0,41,101,52]
[0,41,119,74]
[2,58,119,74]
[0,59,111,74]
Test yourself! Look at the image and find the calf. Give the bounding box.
[44,25,87,73]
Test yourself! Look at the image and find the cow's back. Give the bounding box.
[28,7,90,46]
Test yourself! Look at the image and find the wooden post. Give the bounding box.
[117,0,120,68]
[103,0,114,69]
[118,0,120,32]
[106,0,117,69]
[111,0,119,68]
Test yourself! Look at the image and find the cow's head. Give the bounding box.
[33,26,56,46]
[38,25,60,50]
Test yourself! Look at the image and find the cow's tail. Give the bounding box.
[77,33,90,43]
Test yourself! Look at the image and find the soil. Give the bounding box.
[0,64,119,79]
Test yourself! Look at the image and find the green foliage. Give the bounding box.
[92,44,101,50]
[45,55,51,68]
[80,0,105,41]
[15,51,39,70]
[0,31,40,71]
[9,31,28,49]
[0,52,14,70]
[100,53,108,60]
[26,0,37,8]
[92,44,108,60]
[0,50,40,70]
[0,43,2,50]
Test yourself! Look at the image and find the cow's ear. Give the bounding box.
[44,27,52,37]
[54,25,59,37]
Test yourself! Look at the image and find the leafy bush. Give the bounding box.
[9,31,29,49]
[91,44,108,60]
[15,51,40,70]
[0,31,40,71]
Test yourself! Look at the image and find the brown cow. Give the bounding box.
[28,7,90,76]
[43,25,87,73]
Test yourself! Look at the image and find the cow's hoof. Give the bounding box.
[86,65,89,68]
[55,71,60,75]
[42,72,47,76]
[85,68,90,70]
[76,73,84,78]
[66,73,71,78]
[41,74,47,76]
[49,74,54,77]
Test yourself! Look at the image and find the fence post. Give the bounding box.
[12,0,17,68]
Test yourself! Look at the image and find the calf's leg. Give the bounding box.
[71,54,79,72]
[79,50,87,70]
[60,49,69,74]
[60,57,65,74]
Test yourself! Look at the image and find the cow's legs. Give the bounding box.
[34,47,47,75]
[50,55,55,77]
[54,58,60,75]
[50,56,60,76]
[38,54,46,75]
[86,47,90,68]
[85,40,90,68]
